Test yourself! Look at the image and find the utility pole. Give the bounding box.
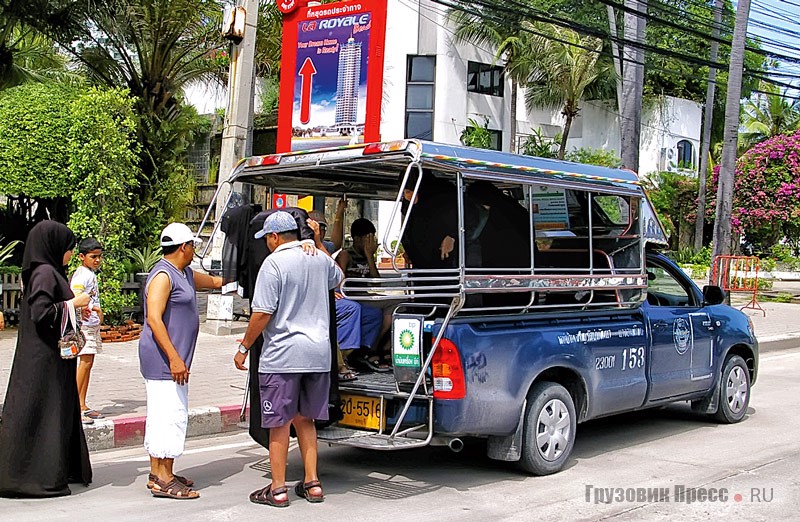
[606,6,623,116]
[204,0,259,336]
[620,0,647,173]
[694,0,723,253]
[712,0,751,261]
[216,0,260,218]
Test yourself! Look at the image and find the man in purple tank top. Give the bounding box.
[138,223,222,500]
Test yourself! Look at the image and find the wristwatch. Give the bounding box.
[237,343,249,355]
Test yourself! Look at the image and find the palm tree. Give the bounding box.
[740,81,800,150]
[0,0,94,89]
[60,0,226,240]
[509,22,616,159]
[449,4,525,151]
[0,27,82,90]
[254,1,283,78]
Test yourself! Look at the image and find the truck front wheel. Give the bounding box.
[519,381,576,475]
[713,355,750,424]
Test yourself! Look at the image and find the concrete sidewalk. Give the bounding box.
[1,296,798,452]
[0,329,248,451]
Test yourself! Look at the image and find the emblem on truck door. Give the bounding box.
[673,317,692,355]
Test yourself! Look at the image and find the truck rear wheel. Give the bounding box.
[713,355,750,424]
[519,381,576,475]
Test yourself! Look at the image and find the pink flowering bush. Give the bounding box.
[708,130,800,253]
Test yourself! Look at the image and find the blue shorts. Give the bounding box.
[258,372,330,428]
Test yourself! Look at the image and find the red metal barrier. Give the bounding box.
[711,255,766,316]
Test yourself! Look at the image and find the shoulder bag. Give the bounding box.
[58,300,86,359]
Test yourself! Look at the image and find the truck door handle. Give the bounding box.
[653,320,669,329]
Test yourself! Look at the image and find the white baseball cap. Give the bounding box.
[160,223,202,247]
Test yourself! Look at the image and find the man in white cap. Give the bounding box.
[234,211,343,508]
[138,222,222,499]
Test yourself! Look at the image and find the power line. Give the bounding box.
[436,0,800,95]
[406,0,800,141]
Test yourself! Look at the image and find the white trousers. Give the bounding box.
[144,379,189,459]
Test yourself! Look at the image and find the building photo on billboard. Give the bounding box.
[277,0,387,152]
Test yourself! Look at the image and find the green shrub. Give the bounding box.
[669,246,712,267]
[756,278,773,291]
[774,292,794,303]
[460,117,493,149]
[521,128,558,158]
[66,87,141,326]
[766,244,800,270]
[565,147,622,168]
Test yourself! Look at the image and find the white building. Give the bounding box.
[186,0,703,241]
[186,1,702,176]
[379,0,702,177]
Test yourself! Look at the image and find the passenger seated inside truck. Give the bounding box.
[335,218,392,375]
[401,170,482,269]
[466,180,531,269]
[466,180,535,308]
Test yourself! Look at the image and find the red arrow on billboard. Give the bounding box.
[298,57,317,125]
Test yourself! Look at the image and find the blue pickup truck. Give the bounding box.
[205,140,757,475]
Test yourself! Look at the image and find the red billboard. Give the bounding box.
[277,0,387,152]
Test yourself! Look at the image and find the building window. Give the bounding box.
[488,129,502,151]
[676,140,694,169]
[467,61,504,97]
[405,56,435,140]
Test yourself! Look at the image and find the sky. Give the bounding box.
[743,0,800,96]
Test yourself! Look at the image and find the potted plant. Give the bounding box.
[126,246,161,323]
[129,245,161,276]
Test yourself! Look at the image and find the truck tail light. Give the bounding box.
[246,154,281,167]
[432,338,466,399]
[362,140,407,155]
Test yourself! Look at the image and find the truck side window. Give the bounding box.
[647,266,692,307]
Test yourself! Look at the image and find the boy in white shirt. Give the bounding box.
[71,238,104,425]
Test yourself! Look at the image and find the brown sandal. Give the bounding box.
[151,476,200,500]
[250,484,290,507]
[146,473,194,490]
[295,479,325,503]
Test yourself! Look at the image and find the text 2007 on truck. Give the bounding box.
[201,140,757,476]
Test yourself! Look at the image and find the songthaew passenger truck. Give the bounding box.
[200,140,757,475]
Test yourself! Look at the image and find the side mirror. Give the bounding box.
[647,271,656,281]
[702,285,726,306]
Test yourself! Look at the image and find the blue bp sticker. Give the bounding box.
[673,317,692,355]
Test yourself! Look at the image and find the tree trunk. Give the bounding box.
[620,0,647,173]
[712,0,751,267]
[694,0,723,253]
[606,6,623,114]
[510,78,518,152]
[559,110,573,160]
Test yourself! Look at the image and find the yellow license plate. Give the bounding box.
[339,394,383,430]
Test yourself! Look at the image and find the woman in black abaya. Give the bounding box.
[0,221,93,498]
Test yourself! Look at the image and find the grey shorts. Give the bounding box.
[258,372,330,428]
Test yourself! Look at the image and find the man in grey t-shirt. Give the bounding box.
[234,211,342,508]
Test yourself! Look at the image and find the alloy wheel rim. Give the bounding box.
[726,366,748,414]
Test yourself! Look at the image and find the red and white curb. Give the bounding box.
[84,405,245,451]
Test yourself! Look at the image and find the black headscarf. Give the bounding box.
[21,221,76,287]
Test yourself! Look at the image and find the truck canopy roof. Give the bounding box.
[221,139,668,247]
